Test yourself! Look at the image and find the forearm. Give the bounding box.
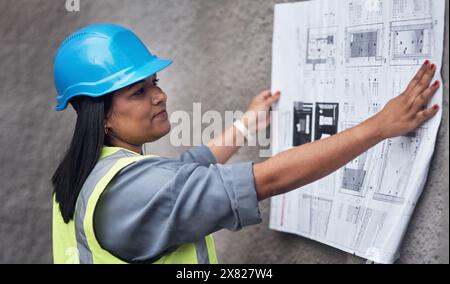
[253,115,384,201]
[207,124,244,164]
[250,60,439,201]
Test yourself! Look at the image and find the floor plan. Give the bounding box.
[270,0,445,263]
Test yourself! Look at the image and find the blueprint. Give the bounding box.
[269,0,445,263]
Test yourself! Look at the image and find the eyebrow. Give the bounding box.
[127,80,145,91]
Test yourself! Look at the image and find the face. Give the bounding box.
[105,74,171,146]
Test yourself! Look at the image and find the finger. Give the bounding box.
[265,92,281,105]
[260,90,272,99]
[405,60,429,93]
[413,63,437,95]
[413,80,440,111]
[416,104,440,124]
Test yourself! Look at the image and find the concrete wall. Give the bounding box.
[0,0,448,264]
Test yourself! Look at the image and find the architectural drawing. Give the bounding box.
[391,0,432,20]
[372,129,424,203]
[342,68,382,121]
[293,102,313,146]
[390,19,433,65]
[347,0,384,25]
[314,103,339,140]
[327,203,387,252]
[278,110,293,150]
[271,0,445,263]
[338,122,372,197]
[345,23,384,67]
[292,102,339,145]
[306,27,337,71]
[298,194,333,238]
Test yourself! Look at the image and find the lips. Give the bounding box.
[153,109,167,119]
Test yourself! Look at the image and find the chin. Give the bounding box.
[151,123,172,141]
[162,122,172,136]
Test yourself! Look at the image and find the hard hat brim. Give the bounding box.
[55,57,173,111]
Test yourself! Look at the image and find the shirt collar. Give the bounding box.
[99,146,141,160]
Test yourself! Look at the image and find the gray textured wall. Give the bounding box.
[0,0,448,264]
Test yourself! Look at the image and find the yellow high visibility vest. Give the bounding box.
[53,146,218,264]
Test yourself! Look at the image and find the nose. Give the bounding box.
[151,89,167,106]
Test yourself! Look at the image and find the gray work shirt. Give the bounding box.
[94,145,262,263]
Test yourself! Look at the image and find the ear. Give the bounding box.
[104,110,113,129]
[105,116,113,129]
[103,90,117,129]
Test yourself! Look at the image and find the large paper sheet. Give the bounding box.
[269,0,445,263]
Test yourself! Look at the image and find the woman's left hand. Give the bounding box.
[242,90,281,135]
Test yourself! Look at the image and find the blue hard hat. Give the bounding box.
[53,23,173,111]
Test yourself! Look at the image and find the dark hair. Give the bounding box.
[52,94,113,223]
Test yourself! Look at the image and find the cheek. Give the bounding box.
[129,109,166,136]
[131,111,153,131]
[113,108,149,132]
[111,103,170,141]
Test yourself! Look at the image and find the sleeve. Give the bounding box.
[178,144,217,165]
[94,156,262,263]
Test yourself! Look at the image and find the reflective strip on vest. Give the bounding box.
[53,147,218,264]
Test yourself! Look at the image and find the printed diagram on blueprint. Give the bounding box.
[270,0,445,263]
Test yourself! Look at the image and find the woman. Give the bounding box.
[52,24,440,264]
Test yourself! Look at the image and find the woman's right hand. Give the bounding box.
[374,60,441,139]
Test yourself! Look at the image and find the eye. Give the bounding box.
[133,87,145,96]
[153,78,160,86]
